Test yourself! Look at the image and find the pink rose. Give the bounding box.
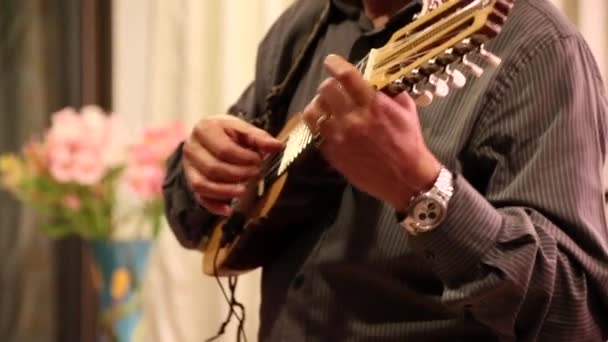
[47,108,84,145]
[124,121,185,200]
[140,122,185,163]
[44,106,123,185]
[80,105,109,147]
[124,164,164,201]
[48,144,75,183]
[130,144,162,166]
[71,147,106,185]
[47,142,105,185]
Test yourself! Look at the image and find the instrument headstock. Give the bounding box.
[363,0,514,106]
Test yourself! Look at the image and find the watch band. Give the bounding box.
[399,166,454,235]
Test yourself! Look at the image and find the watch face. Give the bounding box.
[411,197,445,229]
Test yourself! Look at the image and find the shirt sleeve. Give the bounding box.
[408,34,608,339]
[162,142,215,249]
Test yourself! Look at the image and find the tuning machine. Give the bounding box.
[411,84,434,107]
[477,45,502,67]
[459,47,502,78]
[386,67,425,95]
[460,55,484,78]
[427,74,449,98]
[441,66,467,89]
[386,77,411,95]
[446,38,484,78]
[404,67,441,105]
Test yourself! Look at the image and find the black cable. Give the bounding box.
[229,276,247,342]
[204,235,248,342]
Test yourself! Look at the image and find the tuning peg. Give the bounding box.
[387,77,410,95]
[412,86,434,107]
[495,0,514,16]
[428,75,449,97]
[453,39,475,56]
[405,69,424,84]
[444,66,467,89]
[449,69,467,88]
[436,50,460,66]
[460,56,484,78]
[478,46,502,68]
[420,60,443,76]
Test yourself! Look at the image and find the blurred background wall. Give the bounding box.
[0,0,606,341]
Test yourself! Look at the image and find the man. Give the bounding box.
[163,0,608,340]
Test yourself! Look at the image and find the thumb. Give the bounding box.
[227,118,283,153]
[246,129,284,153]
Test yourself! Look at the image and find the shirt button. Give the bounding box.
[292,273,306,290]
[424,250,435,261]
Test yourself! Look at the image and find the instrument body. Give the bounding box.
[203,115,296,276]
[201,0,514,277]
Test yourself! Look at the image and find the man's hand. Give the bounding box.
[182,115,283,216]
[302,54,441,211]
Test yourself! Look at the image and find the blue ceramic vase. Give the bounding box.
[90,239,151,342]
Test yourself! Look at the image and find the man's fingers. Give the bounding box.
[195,124,262,165]
[392,91,417,112]
[324,54,376,107]
[223,117,284,154]
[301,95,341,148]
[372,91,419,127]
[317,77,352,115]
[199,197,232,216]
[184,165,246,200]
[237,129,284,154]
[303,95,333,134]
[183,142,259,183]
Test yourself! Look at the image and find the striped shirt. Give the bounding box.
[163,0,608,340]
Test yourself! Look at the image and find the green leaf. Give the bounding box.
[40,222,73,238]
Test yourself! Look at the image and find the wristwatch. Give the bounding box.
[399,166,454,235]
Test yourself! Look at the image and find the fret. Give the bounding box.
[277,121,315,176]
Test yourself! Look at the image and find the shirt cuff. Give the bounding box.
[163,143,216,249]
[407,173,504,287]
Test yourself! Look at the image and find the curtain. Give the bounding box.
[0,1,60,341]
[112,1,608,341]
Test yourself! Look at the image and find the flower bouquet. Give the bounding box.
[0,105,185,342]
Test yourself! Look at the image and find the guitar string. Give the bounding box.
[202,36,377,342]
[203,49,378,342]
[258,2,487,184]
[208,28,435,342]
[259,46,422,178]
[206,6,479,341]
[373,0,481,72]
[260,22,476,181]
[241,0,474,199]
[373,24,472,75]
[257,42,446,182]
